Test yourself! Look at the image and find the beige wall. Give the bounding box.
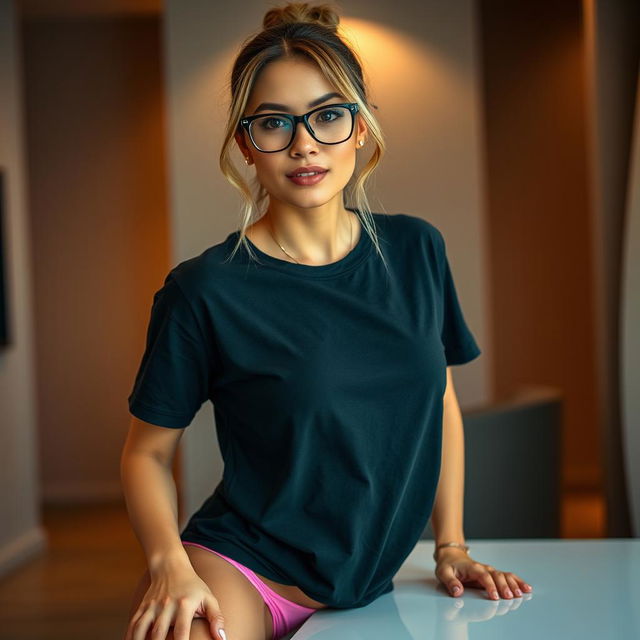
[480,2,599,492]
[621,74,640,538]
[0,0,46,578]
[20,0,159,16]
[20,14,170,503]
[1,0,493,560]
[3,0,638,584]
[586,0,640,535]
[163,0,488,521]
[479,0,639,512]
[6,0,635,577]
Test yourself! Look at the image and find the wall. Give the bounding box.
[0,0,47,578]
[19,14,170,503]
[586,0,640,535]
[162,0,488,522]
[480,1,600,492]
[621,73,640,538]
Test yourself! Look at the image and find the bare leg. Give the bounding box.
[124,545,273,640]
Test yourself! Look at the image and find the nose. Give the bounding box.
[289,119,318,156]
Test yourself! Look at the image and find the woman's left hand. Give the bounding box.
[434,548,533,600]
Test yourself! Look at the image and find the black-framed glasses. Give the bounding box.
[238,102,360,153]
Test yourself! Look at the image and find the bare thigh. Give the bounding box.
[124,545,273,640]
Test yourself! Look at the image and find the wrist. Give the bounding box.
[148,547,192,577]
[433,541,470,562]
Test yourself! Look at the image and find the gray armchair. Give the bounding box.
[422,385,563,540]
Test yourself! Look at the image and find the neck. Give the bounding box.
[264,201,357,265]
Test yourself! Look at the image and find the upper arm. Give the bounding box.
[442,366,465,431]
[443,366,459,409]
[121,414,185,467]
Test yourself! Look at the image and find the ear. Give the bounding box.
[235,130,252,162]
[356,114,369,143]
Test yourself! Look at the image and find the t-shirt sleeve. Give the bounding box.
[436,229,482,366]
[127,272,213,428]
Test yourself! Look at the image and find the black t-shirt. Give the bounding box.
[128,211,481,609]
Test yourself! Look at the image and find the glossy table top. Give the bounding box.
[291,538,640,640]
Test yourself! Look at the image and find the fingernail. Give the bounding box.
[514,588,522,596]
[452,585,460,594]
[505,589,513,598]
[219,629,226,640]
[492,590,499,599]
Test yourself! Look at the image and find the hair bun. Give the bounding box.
[263,2,340,33]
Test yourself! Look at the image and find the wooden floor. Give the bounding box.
[0,502,146,640]
[0,492,605,640]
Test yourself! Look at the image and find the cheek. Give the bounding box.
[253,159,282,185]
[331,148,357,182]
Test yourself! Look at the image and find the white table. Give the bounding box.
[290,538,640,639]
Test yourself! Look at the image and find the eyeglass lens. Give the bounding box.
[250,106,353,152]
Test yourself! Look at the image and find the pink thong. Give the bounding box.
[182,541,319,640]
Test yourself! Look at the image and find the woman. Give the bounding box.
[121,3,533,640]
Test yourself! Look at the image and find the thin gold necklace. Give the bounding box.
[267,212,353,265]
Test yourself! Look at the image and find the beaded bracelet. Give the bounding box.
[433,541,470,561]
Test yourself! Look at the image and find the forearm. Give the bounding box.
[430,397,466,547]
[120,452,192,576]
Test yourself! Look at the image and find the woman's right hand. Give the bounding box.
[124,564,227,640]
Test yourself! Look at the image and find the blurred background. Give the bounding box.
[0,0,639,637]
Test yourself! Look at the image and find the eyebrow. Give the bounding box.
[253,92,344,114]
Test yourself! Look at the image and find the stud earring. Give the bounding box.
[358,140,364,147]
[244,157,250,165]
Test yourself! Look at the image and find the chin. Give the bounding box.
[289,198,335,210]
[278,187,335,207]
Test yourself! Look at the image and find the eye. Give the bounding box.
[316,108,343,122]
[259,116,289,130]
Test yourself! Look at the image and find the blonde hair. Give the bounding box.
[219,1,389,272]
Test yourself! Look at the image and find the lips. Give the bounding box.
[287,170,329,186]
[286,165,328,177]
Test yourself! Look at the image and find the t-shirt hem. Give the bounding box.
[179,533,298,585]
[129,398,192,428]
[179,533,395,609]
[445,339,481,366]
